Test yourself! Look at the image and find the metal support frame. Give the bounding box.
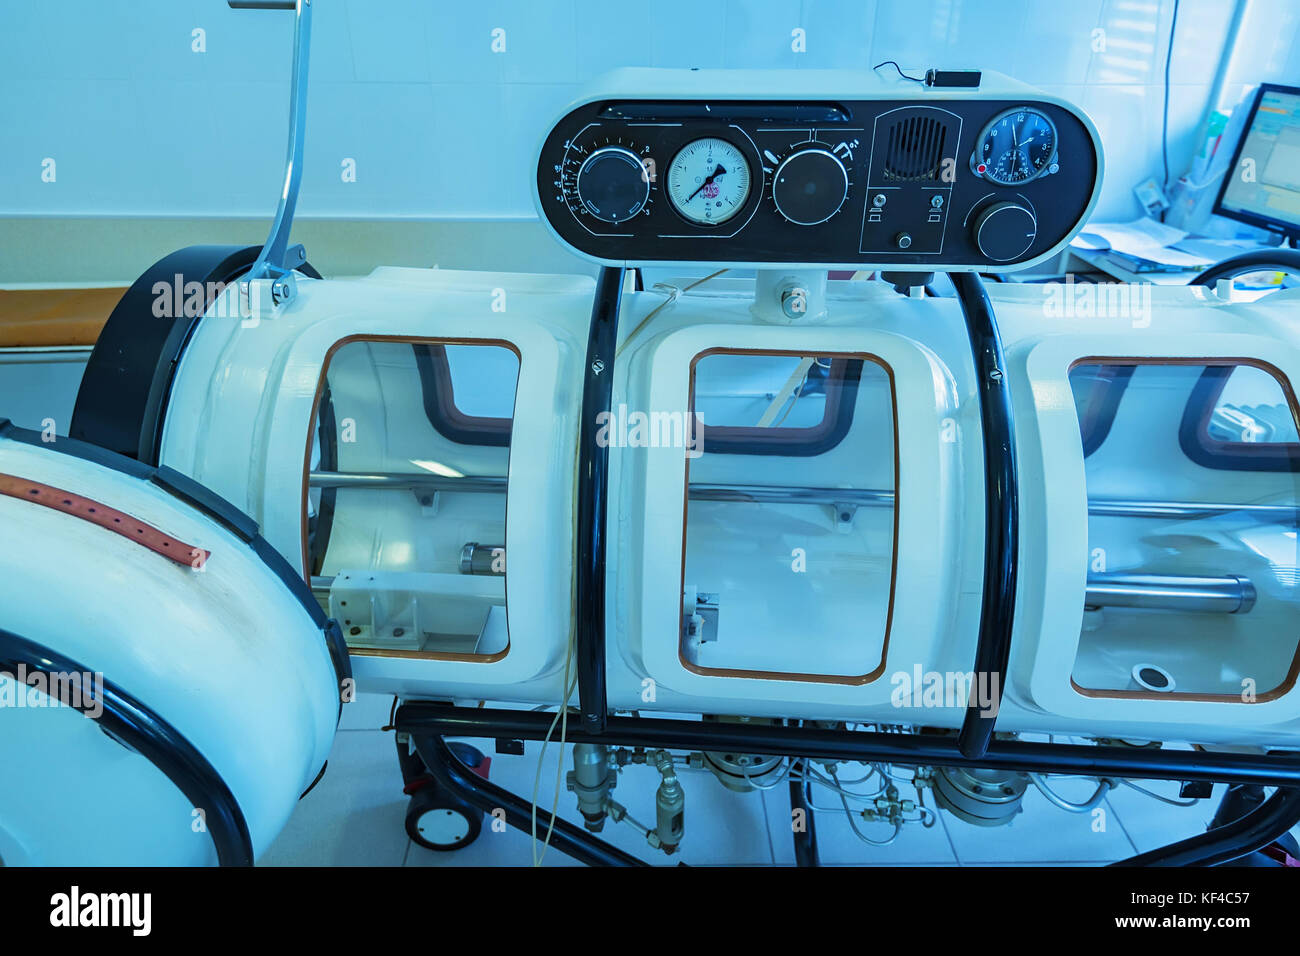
[575,267,625,731]
[396,705,1300,788]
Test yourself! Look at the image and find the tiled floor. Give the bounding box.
[262,695,1300,867]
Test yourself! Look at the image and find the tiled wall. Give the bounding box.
[0,0,1295,224]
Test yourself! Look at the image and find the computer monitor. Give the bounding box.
[1214,83,1300,241]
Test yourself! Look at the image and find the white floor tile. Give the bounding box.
[1102,780,1226,855]
[260,731,410,867]
[338,692,397,732]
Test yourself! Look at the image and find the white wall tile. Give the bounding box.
[2,0,1296,223]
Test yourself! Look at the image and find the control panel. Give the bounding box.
[534,74,1101,271]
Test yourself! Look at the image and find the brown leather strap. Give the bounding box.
[0,472,210,568]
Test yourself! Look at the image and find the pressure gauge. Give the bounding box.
[666,137,752,226]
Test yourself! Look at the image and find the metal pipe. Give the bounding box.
[951,271,1018,760]
[1086,573,1256,614]
[459,543,505,576]
[395,703,1300,788]
[308,470,892,506]
[1088,498,1298,522]
[307,472,1298,523]
[309,471,506,493]
[313,566,1256,616]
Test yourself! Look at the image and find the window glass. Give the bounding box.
[681,351,895,681]
[306,339,518,659]
[1069,361,1300,699]
[692,353,863,456]
[1205,365,1300,444]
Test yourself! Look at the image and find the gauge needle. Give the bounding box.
[688,164,726,201]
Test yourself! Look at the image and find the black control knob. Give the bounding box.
[973,201,1038,262]
[575,146,651,224]
[772,148,849,225]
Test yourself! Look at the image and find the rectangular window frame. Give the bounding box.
[678,347,900,684]
[1068,355,1300,702]
[301,334,520,663]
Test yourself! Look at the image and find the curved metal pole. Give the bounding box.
[230,0,312,305]
[1113,786,1300,866]
[950,272,1019,759]
[1189,247,1300,288]
[576,267,626,732]
[410,733,647,866]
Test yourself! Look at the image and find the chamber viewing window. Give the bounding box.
[304,338,519,660]
[681,350,896,682]
[1069,360,1300,700]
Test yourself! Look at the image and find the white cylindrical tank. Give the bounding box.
[0,430,341,865]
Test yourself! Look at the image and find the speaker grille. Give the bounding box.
[882,114,950,182]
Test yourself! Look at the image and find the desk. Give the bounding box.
[1065,248,1203,285]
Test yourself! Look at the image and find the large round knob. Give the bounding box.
[772,148,849,225]
[575,146,651,224]
[973,201,1038,262]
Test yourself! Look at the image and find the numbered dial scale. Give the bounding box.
[559,136,655,226]
[970,106,1059,185]
[666,137,753,226]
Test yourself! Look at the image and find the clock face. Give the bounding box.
[974,108,1058,185]
[665,137,752,225]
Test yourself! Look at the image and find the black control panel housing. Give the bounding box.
[536,97,1098,269]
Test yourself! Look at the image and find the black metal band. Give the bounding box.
[575,267,625,731]
[69,244,321,465]
[0,628,254,866]
[395,703,1300,788]
[950,272,1019,759]
[70,245,259,463]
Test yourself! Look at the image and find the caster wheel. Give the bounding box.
[406,787,483,851]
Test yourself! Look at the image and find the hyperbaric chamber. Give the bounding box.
[58,68,1300,766]
[124,261,1300,751]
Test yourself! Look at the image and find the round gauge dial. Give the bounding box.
[666,137,752,226]
[973,108,1058,185]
